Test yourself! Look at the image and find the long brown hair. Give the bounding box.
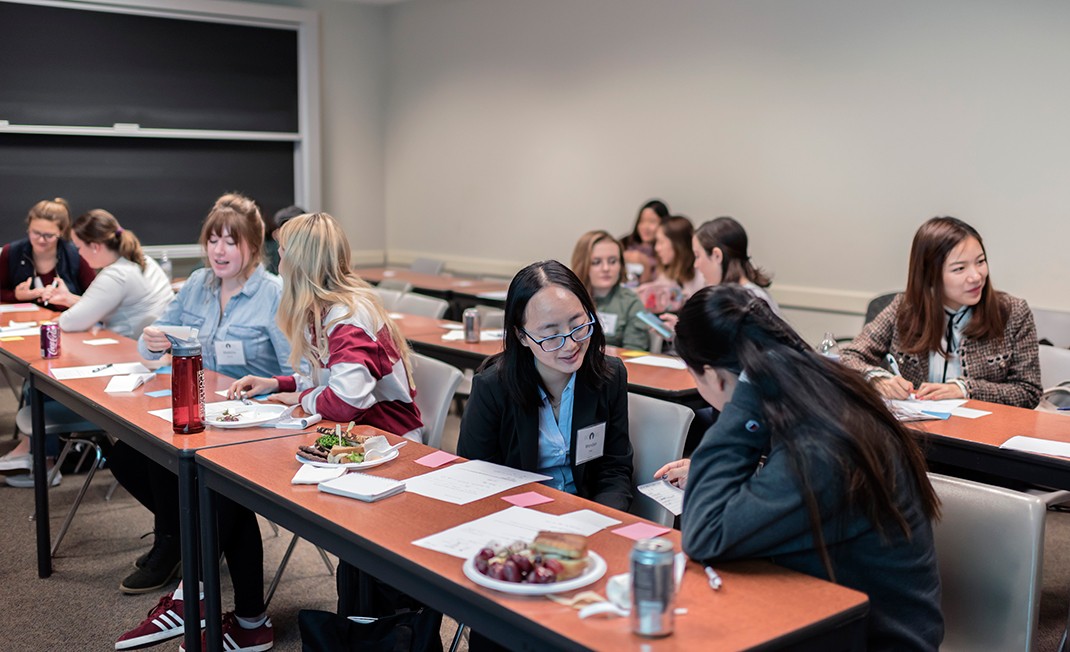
[620,199,669,249]
[199,193,264,280]
[694,216,771,287]
[657,215,697,285]
[26,198,72,239]
[570,230,624,297]
[676,285,940,579]
[72,209,147,270]
[898,216,1006,356]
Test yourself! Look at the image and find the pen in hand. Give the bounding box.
[885,353,901,377]
[704,566,723,590]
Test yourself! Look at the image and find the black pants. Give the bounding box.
[109,442,266,617]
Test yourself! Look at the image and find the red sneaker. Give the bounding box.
[180,612,273,652]
[115,591,205,650]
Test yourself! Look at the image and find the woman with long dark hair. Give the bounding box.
[620,198,669,285]
[459,260,634,510]
[841,216,1041,407]
[691,216,777,312]
[659,284,943,651]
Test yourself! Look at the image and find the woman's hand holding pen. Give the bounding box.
[873,375,914,400]
[654,458,690,490]
[44,278,77,308]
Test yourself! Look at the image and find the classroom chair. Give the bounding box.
[15,405,105,557]
[371,287,403,310]
[1039,344,1070,389]
[928,473,1045,652]
[626,393,694,527]
[376,278,414,294]
[395,293,450,319]
[410,353,464,449]
[864,291,899,325]
[409,258,445,275]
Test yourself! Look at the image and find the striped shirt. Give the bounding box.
[275,304,423,441]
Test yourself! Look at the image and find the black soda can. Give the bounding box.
[40,322,61,358]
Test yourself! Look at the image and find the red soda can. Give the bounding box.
[40,322,61,358]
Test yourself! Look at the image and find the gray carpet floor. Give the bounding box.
[0,386,1067,650]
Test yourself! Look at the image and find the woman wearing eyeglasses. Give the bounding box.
[459,260,634,509]
[0,198,95,308]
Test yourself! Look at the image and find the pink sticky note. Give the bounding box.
[502,491,553,507]
[611,522,672,541]
[415,450,460,468]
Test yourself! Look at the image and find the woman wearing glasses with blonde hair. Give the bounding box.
[0,198,95,308]
[459,260,634,508]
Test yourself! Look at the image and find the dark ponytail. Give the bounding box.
[72,209,147,270]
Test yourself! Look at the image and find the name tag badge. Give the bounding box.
[599,312,619,336]
[214,340,247,366]
[576,422,606,465]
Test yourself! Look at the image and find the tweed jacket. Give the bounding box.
[841,293,1042,408]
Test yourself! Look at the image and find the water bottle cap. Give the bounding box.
[165,333,201,356]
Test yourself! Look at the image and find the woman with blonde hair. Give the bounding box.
[0,198,95,308]
[570,230,649,351]
[57,209,174,336]
[229,212,423,441]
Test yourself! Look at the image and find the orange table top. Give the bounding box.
[357,267,510,297]
[197,433,868,651]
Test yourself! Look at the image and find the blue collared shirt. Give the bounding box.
[536,374,577,494]
[138,265,294,378]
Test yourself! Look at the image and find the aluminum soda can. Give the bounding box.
[463,307,481,343]
[630,537,675,637]
[40,322,61,358]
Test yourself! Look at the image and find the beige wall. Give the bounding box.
[382,0,1070,317]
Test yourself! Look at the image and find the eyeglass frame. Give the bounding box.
[28,228,60,242]
[521,315,597,352]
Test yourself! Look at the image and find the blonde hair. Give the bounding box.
[72,209,147,270]
[570,230,624,298]
[276,213,414,385]
[27,198,72,238]
[199,193,264,280]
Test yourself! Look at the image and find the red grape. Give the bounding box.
[530,566,556,583]
[502,559,521,583]
[486,561,505,580]
[510,553,533,575]
[474,557,489,573]
[543,558,564,575]
[476,547,495,561]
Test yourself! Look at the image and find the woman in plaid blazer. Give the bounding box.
[841,217,1041,408]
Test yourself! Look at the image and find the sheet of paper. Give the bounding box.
[1001,435,1070,459]
[156,325,199,341]
[412,506,591,559]
[438,323,463,331]
[886,398,984,420]
[0,327,40,337]
[148,407,173,422]
[51,361,150,380]
[556,509,622,535]
[637,480,684,516]
[415,450,460,468]
[291,464,345,485]
[626,355,687,370]
[0,320,36,332]
[0,304,40,313]
[84,338,120,346]
[403,460,551,505]
[502,491,553,507]
[440,329,503,342]
[611,522,672,540]
[104,372,156,393]
[950,406,991,419]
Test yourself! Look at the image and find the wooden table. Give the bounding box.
[3,329,306,652]
[197,434,869,652]
[357,266,511,318]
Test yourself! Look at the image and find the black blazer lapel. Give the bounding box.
[569,378,601,491]
[515,401,542,472]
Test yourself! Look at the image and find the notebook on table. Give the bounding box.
[318,472,406,502]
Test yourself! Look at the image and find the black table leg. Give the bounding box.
[178,456,202,652]
[199,471,223,652]
[30,375,52,578]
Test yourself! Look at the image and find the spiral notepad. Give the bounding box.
[318,472,405,503]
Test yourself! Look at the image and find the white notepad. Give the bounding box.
[318,472,405,503]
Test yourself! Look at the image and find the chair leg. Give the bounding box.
[104,478,120,501]
[265,532,300,608]
[448,623,467,652]
[315,546,335,574]
[51,440,103,557]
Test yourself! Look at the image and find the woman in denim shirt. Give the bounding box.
[114,194,291,652]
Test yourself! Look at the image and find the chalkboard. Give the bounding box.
[0,2,299,132]
[0,134,295,246]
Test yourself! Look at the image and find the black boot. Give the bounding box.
[120,533,181,594]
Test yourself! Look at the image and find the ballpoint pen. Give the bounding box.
[92,363,114,373]
[42,278,59,307]
[886,353,902,377]
[704,565,723,590]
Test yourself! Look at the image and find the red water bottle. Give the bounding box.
[168,335,205,434]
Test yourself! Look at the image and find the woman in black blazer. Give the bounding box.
[458,260,634,512]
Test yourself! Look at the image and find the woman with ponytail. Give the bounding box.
[57,209,174,336]
[657,284,943,651]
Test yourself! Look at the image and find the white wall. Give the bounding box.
[383,0,1070,315]
[248,0,389,261]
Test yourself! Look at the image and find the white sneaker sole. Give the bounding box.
[115,619,205,650]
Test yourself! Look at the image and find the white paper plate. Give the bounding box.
[205,401,289,429]
[463,551,607,596]
[294,447,400,470]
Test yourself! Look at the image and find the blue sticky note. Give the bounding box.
[253,393,271,401]
[921,410,951,420]
[146,389,172,398]
[155,365,172,374]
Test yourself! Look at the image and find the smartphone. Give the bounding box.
[636,310,673,340]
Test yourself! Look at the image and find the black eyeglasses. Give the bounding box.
[522,317,596,352]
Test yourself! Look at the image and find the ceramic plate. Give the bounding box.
[294,448,400,470]
[204,401,288,429]
[463,551,607,596]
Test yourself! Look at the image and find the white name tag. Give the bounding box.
[599,312,619,336]
[214,340,246,366]
[575,422,606,465]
